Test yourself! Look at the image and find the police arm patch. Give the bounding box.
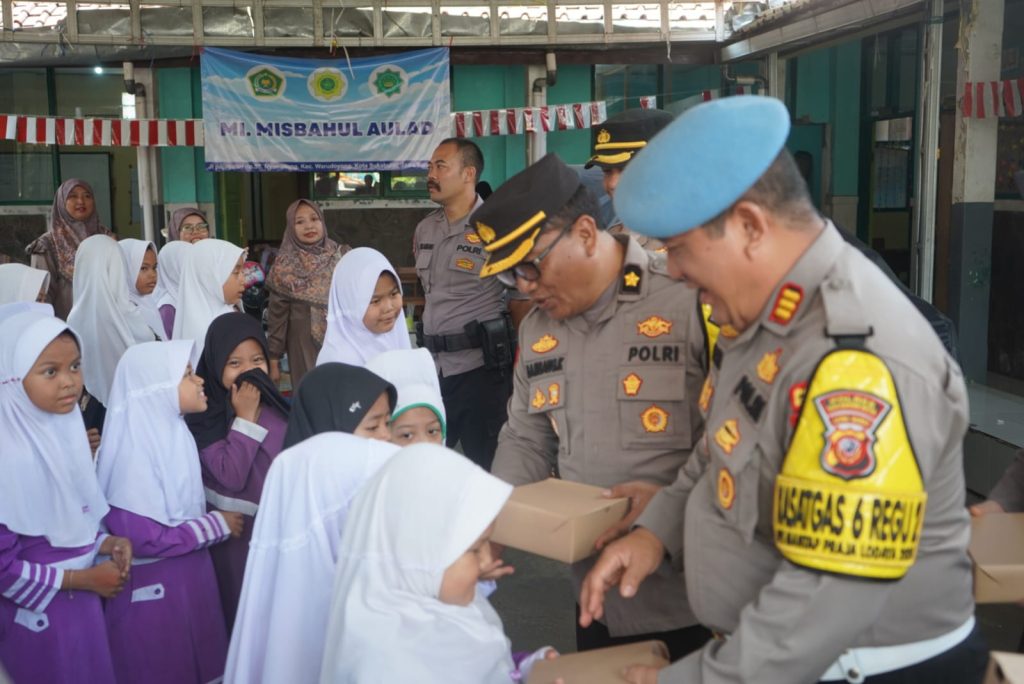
[773,349,926,580]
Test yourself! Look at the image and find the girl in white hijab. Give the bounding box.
[366,347,446,446]
[153,240,193,339]
[67,234,156,409]
[319,444,553,684]
[0,262,50,305]
[316,247,410,366]
[172,238,246,364]
[97,340,241,684]
[225,433,399,684]
[118,238,165,340]
[0,308,132,684]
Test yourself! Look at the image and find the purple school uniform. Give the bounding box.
[159,304,175,340]
[103,507,230,684]
[199,405,287,629]
[0,525,116,684]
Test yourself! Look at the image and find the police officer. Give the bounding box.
[471,153,713,660]
[585,108,674,250]
[580,97,986,683]
[413,138,528,470]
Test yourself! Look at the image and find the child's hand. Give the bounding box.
[479,557,514,581]
[99,535,133,578]
[970,500,1005,517]
[83,561,127,598]
[622,664,663,684]
[86,428,101,456]
[230,382,262,423]
[218,511,245,538]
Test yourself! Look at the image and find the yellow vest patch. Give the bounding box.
[773,349,926,580]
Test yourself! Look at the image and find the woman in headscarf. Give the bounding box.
[319,444,553,683]
[366,347,446,446]
[97,340,241,684]
[316,247,410,367]
[118,238,166,341]
[282,362,396,449]
[265,199,349,388]
[152,241,193,339]
[225,433,399,684]
[26,179,113,319]
[0,262,50,305]
[172,238,246,365]
[67,235,158,431]
[166,208,211,244]
[186,311,289,630]
[0,308,132,684]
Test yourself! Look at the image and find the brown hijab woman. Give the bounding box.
[265,199,349,388]
[26,179,113,319]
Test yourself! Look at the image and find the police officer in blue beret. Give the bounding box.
[580,96,987,683]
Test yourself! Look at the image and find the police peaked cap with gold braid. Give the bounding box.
[471,153,583,279]
[584,108,675,169]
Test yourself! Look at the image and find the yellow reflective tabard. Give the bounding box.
[773,349,926,580]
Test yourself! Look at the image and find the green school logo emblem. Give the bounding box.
[246,65,286,100]
[308,68,346,102]
[369,65,407,98]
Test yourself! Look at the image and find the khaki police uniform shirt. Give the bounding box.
[492,236,707,636]
[414,196,508,377]
[637,223,974,683]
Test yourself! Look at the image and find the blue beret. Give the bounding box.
[614,96,791,238]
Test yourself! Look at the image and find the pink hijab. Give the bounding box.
[266,199,348,344]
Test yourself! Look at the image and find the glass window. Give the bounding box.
[54,68,123,118]
[595,64,659,116]
[312,170,425,199]
[0,145,54,202]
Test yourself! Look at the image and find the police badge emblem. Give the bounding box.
[814,390,891,480]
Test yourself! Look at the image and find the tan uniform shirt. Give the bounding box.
[414,197,508,377]
[493,236,708,636]
[638,223,974,683]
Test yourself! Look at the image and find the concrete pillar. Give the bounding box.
[950,0,1004,381]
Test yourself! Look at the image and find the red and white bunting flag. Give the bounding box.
[639,95,657,110]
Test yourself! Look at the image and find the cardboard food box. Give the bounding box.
[969,513,1024,603]
[984,652,1024,684]
[491,478,629,564]
[528,641,669,684]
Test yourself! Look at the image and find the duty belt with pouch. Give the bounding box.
[419,314,516,372]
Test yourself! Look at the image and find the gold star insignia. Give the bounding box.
[623,271,640,288]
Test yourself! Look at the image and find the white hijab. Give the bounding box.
[67,234,156,405]
[95,340,206,527]
[118,238,166,341]
[0,310,109,547]
[319,444,515,684]
[0,263,50,305]
[226,432,399,684]
[366,347,446,435]
[154,240,193,312]
[172,238,244,365]
[316,247,410,367]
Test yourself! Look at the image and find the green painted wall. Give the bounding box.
[452,64,527,188]
[788,40,862,200]
[546,64,592,165]
[157,67,214,204]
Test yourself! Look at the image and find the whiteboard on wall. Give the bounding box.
[58,153,112,229]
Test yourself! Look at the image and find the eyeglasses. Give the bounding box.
[180,223,209,236]
[495,224,571,288]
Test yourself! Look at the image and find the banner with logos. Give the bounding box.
[201,47,451,172]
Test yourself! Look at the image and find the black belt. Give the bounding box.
[422,329,481,353]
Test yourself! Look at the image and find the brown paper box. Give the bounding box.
[969,513,1024,603]
[984,652,1024,684]
[491,478,629,564]
[528,641,669,684]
